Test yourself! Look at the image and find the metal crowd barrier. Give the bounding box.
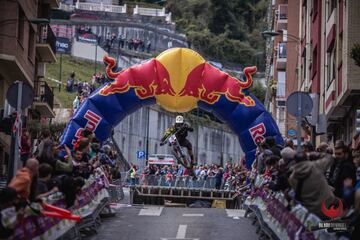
[7,173,119,240]
[133,175,235,190]
[243,175,339,240]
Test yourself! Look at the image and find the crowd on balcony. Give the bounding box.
[0,128,121,238]
[103,33,152,54]
[75,26,152,54]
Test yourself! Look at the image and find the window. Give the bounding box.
[338,34,343,66]
[28,27,35,61]
[327,0,336,19]
[301,51,306,84]
[278,43,287,58]
[312,0,319,20]
[312,46,318,78]
[17,6,25,44]
[327,47,336,87]
[276,71,286,98]
[301,2,307,38]
[279,107,285,123]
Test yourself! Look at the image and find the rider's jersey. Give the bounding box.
[161,122,193,143]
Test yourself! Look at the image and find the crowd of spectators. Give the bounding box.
[68,71,110,112]
[132,162,248,190]
[103,33,152,54]
[130,135,360,237]
[244,136,360,238]
[0,129,121,238]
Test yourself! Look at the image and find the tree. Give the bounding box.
[166,0,267,65]
[351,43,360,67]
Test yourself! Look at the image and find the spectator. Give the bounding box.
[289,152,336,219]
[73,95,80,111]
[255,142,273,175]
[284,138,294,149]
[20,128,31,166]
[37,140,73,174]
[328,140,356,208]
[49,175,85,207]
[8,158,39,200]
[130,165,137,185]
[36,163,58,199]
[302,141,315,155]
[0,187,19,239]
[66,72,75,92]
[215,167,223,189]
[316,142,329,153]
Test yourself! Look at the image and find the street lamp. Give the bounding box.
[261,30,300,42]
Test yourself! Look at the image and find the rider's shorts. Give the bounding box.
[179,138,192,151]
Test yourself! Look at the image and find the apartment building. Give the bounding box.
[297,0,360,144]
[0,0,58,176]
[267,0,300,139]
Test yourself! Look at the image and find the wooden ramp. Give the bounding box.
[130,185,239,209]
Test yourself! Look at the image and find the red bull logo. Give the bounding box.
[179,63,256,106]
[249,123,266,144]
[99,56,175,98]
[98,48,256,112]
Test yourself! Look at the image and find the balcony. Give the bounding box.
[33,80,55,118]
[276,4,288,30]
[44,0,59,8]
[36,25,57,63]
[276,42,287,70]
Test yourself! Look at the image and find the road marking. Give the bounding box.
[138,206,164,216]
[176,225,187,239]
[160,224,199,240]
[182,214,204,217]
[225,209,246,218]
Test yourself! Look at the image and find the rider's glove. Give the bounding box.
[160,142,165,146]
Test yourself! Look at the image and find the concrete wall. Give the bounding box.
[113,106,244,170]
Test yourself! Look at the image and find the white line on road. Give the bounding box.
[182,214,204,217]
[138,206,164,216]
[176,225,187,239]
[225,209,246,218]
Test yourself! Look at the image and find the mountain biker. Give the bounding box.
[160,115,195,166]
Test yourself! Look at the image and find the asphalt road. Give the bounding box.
[87,205,258,240]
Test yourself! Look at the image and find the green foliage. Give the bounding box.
[351,43,360,67]
[27,120,66,141]
[45,55,105,108]
[166,0,267,65]
[249,80,266,104]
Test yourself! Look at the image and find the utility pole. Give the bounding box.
[94,40,98,74]
[59,53,63,92]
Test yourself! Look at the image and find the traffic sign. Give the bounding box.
[288,129,296,137]
[286,91,313,117]
[137,150,146,159]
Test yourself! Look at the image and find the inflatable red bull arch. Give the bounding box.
[61,48,283,168]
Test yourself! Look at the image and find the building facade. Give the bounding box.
[0,0,58,177]
[296,0,360,144]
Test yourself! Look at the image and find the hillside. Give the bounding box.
[166,0,268,68]
[45,55,105,108]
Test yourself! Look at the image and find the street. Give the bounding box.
[88,205,257,240]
